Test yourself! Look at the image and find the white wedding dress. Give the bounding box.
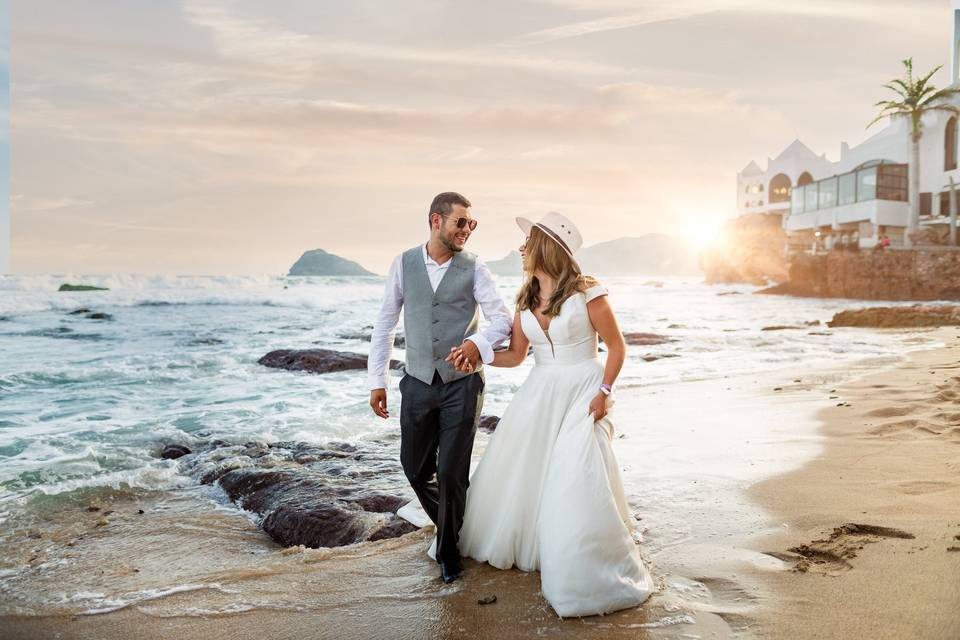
[401,284,654,618]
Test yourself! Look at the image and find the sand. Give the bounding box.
[3,330,959,639]
[747,328,960,639]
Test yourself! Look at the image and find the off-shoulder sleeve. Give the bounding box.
[584,283,608,303]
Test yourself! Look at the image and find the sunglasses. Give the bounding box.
[442,214,478,231]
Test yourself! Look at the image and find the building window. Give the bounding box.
[920,192,932,216]
[940,191,956,217]
[946,116,957,171]
[818,177,838,209]
[804,183,819,211]
[839,173,856,206]
[768,173,791,203]
[797,171,814,186]
[856,167,877,201]
[791,185,805,213]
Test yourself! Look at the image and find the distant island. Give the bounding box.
[58,284,109,292]
[288,249,377,276]
[486,234,699,277]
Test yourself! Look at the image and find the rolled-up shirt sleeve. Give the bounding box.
[367,255,403,390]
[465,260,512,364]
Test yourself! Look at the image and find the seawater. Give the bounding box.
[0,273,938,524]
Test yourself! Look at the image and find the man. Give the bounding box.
[367,192,512,583]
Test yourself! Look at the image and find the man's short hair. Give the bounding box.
[428,192,471,227]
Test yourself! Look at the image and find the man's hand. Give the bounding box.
[370,388,389,419]
[446,340,480,373]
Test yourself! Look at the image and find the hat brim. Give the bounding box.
[515,216,534,236]
[515,216,581,273]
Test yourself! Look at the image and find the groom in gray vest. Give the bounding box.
[367,192,512,583]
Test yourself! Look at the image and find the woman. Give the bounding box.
[449,211,654,618]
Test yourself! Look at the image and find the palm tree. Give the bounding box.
[869,58,960,247]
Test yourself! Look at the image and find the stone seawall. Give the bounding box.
[758,250,960,301]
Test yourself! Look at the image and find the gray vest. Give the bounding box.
[402,246,480,385]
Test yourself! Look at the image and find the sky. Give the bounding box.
[7,0,954,275]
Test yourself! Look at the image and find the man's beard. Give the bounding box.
[440,234,464,253]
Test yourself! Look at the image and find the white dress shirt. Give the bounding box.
[367,245,513,390]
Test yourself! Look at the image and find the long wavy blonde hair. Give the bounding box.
[516,226,597,317]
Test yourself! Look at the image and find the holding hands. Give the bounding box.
[446,340,480,373]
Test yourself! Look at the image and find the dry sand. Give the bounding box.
[748,328,960,639]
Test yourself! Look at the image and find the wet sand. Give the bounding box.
[747,328,960,639]
[3,331,958,639]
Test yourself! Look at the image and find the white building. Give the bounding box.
[737,1,960,252]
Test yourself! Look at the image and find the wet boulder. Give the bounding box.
[827,305,960,328]
[623,332,675,346]
[258,349,403,374]
[161,444,192,460]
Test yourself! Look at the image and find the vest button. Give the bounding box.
[432,319,439,324]
[432,301,439,307]
[432,338,439,343]
[434,356,441,361]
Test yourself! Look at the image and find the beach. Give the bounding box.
[748,328,960,639]
[1,276,958,639]
[3,325,958,638]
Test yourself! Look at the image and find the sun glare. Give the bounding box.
[682,216,728,251]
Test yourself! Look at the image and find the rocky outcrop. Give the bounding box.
[59,284,109,291]
[161,444,192,459]
[827,305,960,328]
[174,437,418,548]
[699,213,789,285]
[258,349,403,374]
[758,251,960,301]
[288,249,376,277]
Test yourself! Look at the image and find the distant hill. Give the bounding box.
[486,234,699,277]
[487,250,523,277]
[288,249,377,276]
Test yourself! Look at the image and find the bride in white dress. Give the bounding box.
[446,212,655,618]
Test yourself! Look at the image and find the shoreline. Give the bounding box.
[1,331,956,639]
[746,326,960,639]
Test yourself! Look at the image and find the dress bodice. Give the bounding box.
[520,284,608,366]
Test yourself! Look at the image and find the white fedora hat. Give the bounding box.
[516,211,583,272]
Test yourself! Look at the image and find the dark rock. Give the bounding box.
[827,305,960,328]
[85,312,113,321]
[804,320,821,326]
[68,308,91,315]
[187,337,225,346]
[161,444,192,460]
[477,415,500,432]
[59,284,109,292]
[478,595,498,605]
[288,249,377,276]
[623,332,675,346]
[177,438,418,549]
[761,325,803,331]
[716,291,742,296]
[641,354,680,362]
[258,349,403,374]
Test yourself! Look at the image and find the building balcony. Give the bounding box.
[784,162,908,231]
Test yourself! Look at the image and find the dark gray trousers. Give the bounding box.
[398,369,484,564]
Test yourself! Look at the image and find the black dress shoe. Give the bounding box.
[439,559,463,584]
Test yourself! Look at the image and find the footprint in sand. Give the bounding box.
[865,406,917,418]
[867,419,946,438]
[932,411,960,425]
[784,523,914,576]
[892,480,954,495]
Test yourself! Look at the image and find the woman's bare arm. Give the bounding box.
[587,295,625,386]
[490,312,529,368]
